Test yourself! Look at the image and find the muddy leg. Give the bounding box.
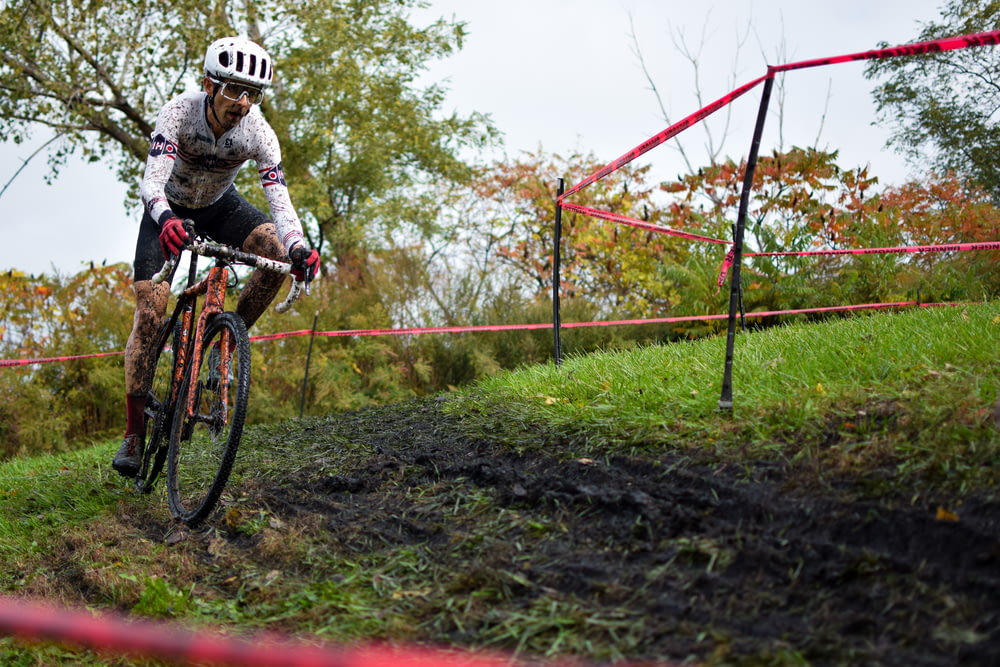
[124,280,171,395]
[236,223,288,329]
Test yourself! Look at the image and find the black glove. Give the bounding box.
[289,246,321,282]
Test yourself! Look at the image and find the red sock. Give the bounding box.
[124,393,147,438]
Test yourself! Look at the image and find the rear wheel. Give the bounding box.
[166,312,251,526]
[134,316,182,494]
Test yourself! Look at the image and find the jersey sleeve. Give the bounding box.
[138,103,182,226]
[257,162,305,252]
[253,121,305,252]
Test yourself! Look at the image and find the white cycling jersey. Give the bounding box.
[139,91,305,252]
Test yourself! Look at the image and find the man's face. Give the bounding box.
[204,77,261,131]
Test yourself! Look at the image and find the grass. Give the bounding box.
[446,303,1000,491]
[0,302,997,665]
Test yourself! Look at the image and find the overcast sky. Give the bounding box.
[0,0,949,276]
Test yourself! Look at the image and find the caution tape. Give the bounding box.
[557,74,769,202]
[715,241,1000,288]
[0,595,520,667]
[561,205,1000,256]
[0,350,125,368]
[563,301,962,326]
[560,203,731,244]
[747,241,1000,257]
[772,29,1000,74]
[0,301,970,368]
[561,201,997,294]
[558,30,1000,201]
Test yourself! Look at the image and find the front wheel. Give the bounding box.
[166,312,251,526]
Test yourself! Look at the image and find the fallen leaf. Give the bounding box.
[391,588,431,599]
[165,530,188,546]
[935,506,959,522]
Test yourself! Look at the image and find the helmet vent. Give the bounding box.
[204,37,273,88]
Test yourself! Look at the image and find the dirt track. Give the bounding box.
[238,399,1000,665]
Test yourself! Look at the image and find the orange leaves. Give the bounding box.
[0,263,134,364]
[879,173,1000,246]
[472,146,997,321]
[935,506,960,522]
[474,150,680,316]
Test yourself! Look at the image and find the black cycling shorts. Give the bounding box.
[133,185,270,281]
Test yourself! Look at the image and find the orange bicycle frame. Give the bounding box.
[180,264,233,422]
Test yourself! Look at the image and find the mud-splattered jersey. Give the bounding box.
[138,91,304,252]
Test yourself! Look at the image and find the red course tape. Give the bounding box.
[558,30,1000,202]
[558,74,769,201]
[748,241,1000,257]
[0,351,125,368]
[716,242,1000,288]
[560,203,731,244]
[772,30,1000,73]
[0,302,970,368]
[0,596,520,667]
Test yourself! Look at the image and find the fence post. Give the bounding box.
[719,71,775,411]
[553,178,565,365]
[299,312,318,418]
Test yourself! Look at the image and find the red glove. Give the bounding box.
[158,216,189,259]
[289,246,321,282]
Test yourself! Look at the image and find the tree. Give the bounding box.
[472,151,688,319]
[628,11,753,174]
[0,0,495,266]
[666,148,1000,309]
[0,264,134,456]
[864,0,1000,200]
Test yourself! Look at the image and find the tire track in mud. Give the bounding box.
[263,400,1000,665]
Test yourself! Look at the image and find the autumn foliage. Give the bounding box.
[1,149,997,458]
[484,149,998,334]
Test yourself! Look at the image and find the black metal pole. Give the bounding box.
[299,312,318,418]
[553,178,564,365]
[719,73,775,411]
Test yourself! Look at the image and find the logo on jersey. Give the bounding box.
[259,164,287,188]
[148,134,178,159]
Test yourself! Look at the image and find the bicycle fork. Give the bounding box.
[184,265,232,428]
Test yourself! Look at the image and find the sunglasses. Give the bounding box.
[209,78,265,105]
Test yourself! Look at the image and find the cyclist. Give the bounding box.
[113,37,321,477]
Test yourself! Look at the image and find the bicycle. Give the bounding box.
[131,221,306,526]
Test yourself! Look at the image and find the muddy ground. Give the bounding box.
[216,398,999,666]
[108,399,1000,665]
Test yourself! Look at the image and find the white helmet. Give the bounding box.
[204,37,273,88]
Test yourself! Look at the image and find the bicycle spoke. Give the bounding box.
[167,312,250,525]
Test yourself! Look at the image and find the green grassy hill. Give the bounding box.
[2,303,998,666]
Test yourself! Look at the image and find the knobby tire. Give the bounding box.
[134,316,181,494]
[166,312,251,526]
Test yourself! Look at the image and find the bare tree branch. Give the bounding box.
[628,8,754,174]
[0,130,65,200]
